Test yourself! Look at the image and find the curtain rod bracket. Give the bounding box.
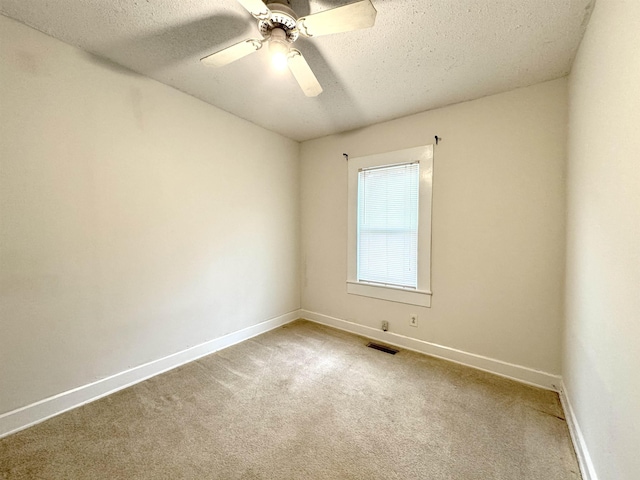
[435,136,441,145]
[343,153,349,161]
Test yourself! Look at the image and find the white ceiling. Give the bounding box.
[1,0,593,141]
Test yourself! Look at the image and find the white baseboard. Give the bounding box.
[301,309,561,391]
[559,381,598,480]
[0,309,565,440]
[0,310,301,439]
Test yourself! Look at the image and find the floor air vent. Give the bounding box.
[367,342,399,355]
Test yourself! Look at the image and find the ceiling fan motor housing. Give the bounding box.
[259,2,299,42]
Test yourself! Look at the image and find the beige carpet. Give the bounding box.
[1,320,581,479]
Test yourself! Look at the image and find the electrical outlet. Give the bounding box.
[381,321,389,331]
[409,314,418,327]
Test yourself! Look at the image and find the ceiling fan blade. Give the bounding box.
[296,0,377,37]
[200,39,263,67]
[237,0,271,20]
[288,49,323,97]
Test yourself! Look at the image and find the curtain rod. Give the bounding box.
[343,136,441,161]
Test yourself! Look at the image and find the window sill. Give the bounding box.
[346,281,432,307]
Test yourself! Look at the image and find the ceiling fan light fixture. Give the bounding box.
[269,28,290,70]
[271,48,289,70]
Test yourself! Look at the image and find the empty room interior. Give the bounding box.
[0,0,638,478]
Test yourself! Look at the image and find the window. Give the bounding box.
[347,145,433,307]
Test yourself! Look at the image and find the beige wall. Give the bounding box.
[0,16,300,414]
[564,1,640,478]
[301,78,567,375]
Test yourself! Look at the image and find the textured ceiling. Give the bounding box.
[1,0,592,141]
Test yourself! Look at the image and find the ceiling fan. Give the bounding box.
[200,0,377,97]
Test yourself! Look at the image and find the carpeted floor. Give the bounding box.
[0,320,581,479]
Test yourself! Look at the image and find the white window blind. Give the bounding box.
[357,162,419,289]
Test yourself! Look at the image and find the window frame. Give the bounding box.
[347,145,433,307]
